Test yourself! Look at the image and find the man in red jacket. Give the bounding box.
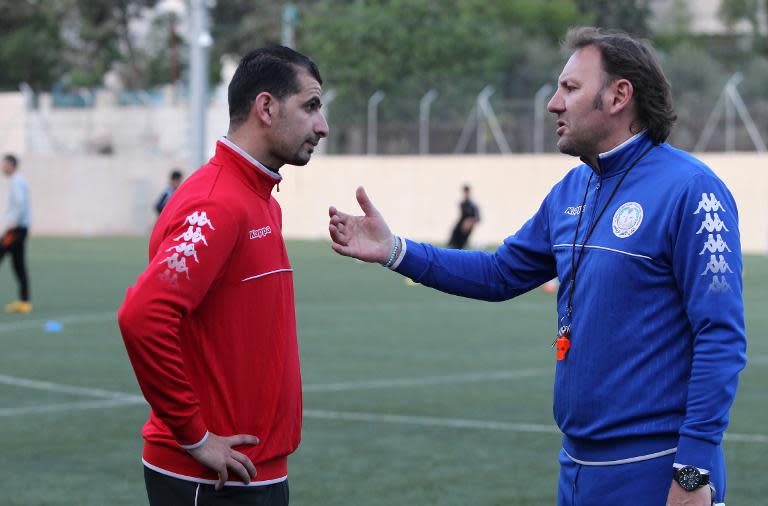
[118,46,329,506]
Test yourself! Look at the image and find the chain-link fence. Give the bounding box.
[5,81,768,159]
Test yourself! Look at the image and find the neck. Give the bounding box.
[586,127,640,168]
[226,128,282,172]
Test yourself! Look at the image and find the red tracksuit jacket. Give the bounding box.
[118,138,301,485]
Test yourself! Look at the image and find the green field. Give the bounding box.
[0,237,766,505]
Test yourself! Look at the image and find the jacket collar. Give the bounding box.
[581,130,653,178]
[215,136,282,199]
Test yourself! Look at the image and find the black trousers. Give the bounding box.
[0,227,30,301]
[144,467,289,506]
[448,223,472,249]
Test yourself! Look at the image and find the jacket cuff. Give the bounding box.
[394,239,425,279]
[675,435,717,471]
[175,414,208,449]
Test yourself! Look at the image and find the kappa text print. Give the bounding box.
[694,194,733,294]
[159,210,215,285]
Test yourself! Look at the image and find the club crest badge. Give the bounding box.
[612,202,643,238]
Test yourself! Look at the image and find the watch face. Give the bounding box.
[676,466,702,491]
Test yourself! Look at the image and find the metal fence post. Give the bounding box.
[367,90,385,155]
[318,89,336,154]
[534,84,554,153]
[419,89,438,155]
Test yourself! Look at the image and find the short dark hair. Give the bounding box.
[565,27,676,145]
[170,169,183,180]
[228,46,322,128]
[3,154,18,167]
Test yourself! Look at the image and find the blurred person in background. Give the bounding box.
[119,45,328,506]
[447,184,480,249]
[155,169,184,215]
[1,154,32,314]
[328,27,745,506]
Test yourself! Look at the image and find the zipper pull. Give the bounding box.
[276,182,280,192]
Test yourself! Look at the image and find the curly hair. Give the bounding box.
[565,27,676,144]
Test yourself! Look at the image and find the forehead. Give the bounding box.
[558,45,605,83]
[292,69,322,98]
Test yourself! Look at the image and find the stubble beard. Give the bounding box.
[556,90,607,160]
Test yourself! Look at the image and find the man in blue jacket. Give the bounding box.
[328,27,746,506]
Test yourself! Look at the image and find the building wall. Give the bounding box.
[0,93,26,155]
[652,0,767,35]
[2,153,766,254]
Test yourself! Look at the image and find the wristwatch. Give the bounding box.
[673,465,710,492]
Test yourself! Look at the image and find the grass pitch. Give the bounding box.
[0,237,765,505]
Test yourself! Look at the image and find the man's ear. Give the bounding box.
[252,92,277,126]
[610,78,634,114]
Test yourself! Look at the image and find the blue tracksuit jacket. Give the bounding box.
[395,132,747,471]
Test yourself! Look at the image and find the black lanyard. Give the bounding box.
[561,144,655,336]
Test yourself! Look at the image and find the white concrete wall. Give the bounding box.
[1,152,766,254]
[0,93,26,155]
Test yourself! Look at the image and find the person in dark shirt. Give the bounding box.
[155,169,183,215]
[447,184,480,249]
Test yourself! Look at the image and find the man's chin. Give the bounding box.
[556,139,579,157]
[286,155,311,167]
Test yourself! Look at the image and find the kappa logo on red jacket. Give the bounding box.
[159,210,215,285]
[249,226,272,240]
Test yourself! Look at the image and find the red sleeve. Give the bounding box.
[118,200,238,446]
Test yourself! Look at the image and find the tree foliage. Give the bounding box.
[0,1,66,90]
[718,0,768,53]
[0,0,160,91]
[1,0,765,110]
[298,0,587,121]
[574,0,654,37]
[65,0,159,88]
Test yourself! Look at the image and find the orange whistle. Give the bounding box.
[556,335,571,361]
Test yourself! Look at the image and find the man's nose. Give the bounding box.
[547,91,563,114]
[316,114,330,138]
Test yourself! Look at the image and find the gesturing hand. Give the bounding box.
[187,432,260,490]
[329,186,393,263]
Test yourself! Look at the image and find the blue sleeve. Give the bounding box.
[670,173,747,470]
[394,196,557,301]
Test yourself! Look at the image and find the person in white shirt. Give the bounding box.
[1,154,32,314]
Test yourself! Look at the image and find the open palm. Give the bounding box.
[328,186,392,263]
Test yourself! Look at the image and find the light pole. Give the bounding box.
[189,0,212,168]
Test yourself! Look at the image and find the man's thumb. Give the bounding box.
[356,186,380,217]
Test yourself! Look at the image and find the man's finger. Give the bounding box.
[216,468,228,491]
[331,241,352,257]
[356,186,380,218]
[225,434,260,447]
[228,458,252,485]
[232,450,257,479]
[329,225,348,246]
[330,210,351,225]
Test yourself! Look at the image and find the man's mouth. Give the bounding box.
[556,120,567,136]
